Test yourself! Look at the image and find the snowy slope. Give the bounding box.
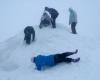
[0,0,100,80]
[0,24,100,80]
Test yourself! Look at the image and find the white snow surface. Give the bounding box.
[0,0,100,80]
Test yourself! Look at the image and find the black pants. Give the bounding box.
[51,14,58,28]
[71,22,77,34]
[54,52,75,64]
[24,33,35,44]
[51,18,56,28]
[24,34,31,44]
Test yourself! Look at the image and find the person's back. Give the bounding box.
[33,55,55,70]
[69,8,77,34]
[45,7,59,18]
[69,8,77,25]
[24,26,35,44]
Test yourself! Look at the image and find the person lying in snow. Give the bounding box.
[31,49,80,71]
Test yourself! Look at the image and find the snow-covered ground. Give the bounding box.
[0,0,100,80]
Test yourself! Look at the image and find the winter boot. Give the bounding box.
[74,49,78,54]
[72,57,80,63]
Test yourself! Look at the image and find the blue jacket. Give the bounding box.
[34,55,55,70]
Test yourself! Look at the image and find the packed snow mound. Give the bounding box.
[0,24,100,80]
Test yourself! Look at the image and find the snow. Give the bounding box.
[0,0,100,80]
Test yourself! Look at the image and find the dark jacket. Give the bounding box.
[24,26,35,35]
[45,7,59,18]
[24,26,35,44]
[34,55,55,70]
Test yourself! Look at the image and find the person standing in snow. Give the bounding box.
[39,11,52,29]
[31,49,80,71]
[24,26,35,44]
[45,7,59,28]
[69,8,77,34]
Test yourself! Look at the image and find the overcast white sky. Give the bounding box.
[0,0,100,42]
